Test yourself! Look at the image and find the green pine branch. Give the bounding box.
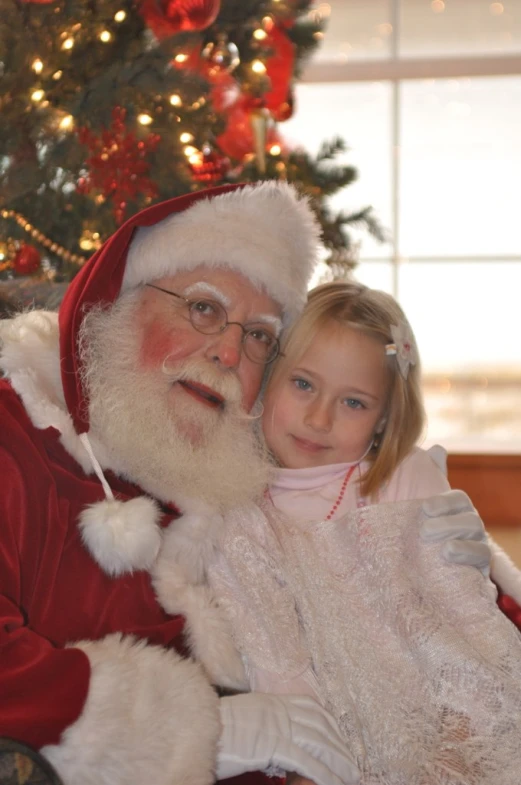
[0,0,383,281]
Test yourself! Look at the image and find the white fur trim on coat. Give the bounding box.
[124,181,321,326]
[0,311,92,472]
[0,311,117,475]
[41,634,221,785]
[80,496,163,576]
[151,512,248,691]
[0,311,165,576]
[489,535,521,607]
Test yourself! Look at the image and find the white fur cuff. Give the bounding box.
[41,634,221,785]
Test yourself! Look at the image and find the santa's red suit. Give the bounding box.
[0,182,325,785]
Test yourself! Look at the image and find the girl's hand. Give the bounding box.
[286,774,318,785]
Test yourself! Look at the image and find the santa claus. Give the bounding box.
[0,181,509,785]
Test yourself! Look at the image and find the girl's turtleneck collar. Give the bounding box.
[271,459,366,494]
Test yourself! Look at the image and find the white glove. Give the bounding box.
[421,490,491,574]
[216,693,360,785]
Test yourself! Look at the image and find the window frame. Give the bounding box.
[300,3,521,288]
[297,0,521,511]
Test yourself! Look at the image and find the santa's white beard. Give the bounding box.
[78,294,272,512]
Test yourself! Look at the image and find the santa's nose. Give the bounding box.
[205,326,243,369]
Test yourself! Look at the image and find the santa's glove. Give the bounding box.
[421,490,491,575]
[216,693,360,785]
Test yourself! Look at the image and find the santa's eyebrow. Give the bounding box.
[183,282,231,307]
[257,314,283,337]
[184,283,282,336]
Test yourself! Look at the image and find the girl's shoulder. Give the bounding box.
[378,444,451,503]
[409,444,448,474]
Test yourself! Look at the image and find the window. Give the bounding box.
[285,0,521,452]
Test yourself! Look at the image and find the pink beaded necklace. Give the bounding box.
[324,463,357,521]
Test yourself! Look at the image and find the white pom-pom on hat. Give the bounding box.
[78,432,163,576]
[80,496,163,577]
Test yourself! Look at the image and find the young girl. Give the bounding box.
[262,280,448,515]
[153,281,521,785]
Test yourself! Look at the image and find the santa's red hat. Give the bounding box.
[60,180,320,435]
[57,181,321,577]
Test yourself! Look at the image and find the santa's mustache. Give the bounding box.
[161,356,244,411]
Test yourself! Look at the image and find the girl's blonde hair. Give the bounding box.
[265,280,426,498]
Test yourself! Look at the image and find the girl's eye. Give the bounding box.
[343,398,364,409]
[292,377,312,392]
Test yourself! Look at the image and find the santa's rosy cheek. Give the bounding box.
[139,319,200,368]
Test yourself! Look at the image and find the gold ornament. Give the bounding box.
[249,107,270,174]
[1,209,87,266]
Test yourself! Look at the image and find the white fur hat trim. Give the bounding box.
[123,181,321,325]
[79,496,163,577]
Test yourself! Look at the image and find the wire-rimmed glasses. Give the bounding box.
[146,283,281,365]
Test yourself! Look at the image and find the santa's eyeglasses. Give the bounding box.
[146,284,281,365]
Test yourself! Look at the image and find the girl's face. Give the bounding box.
[263,321,389,469]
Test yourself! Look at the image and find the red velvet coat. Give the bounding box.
[0,356,271,785]
[0,378,181,745]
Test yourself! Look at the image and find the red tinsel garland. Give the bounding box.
[77,107,160,224]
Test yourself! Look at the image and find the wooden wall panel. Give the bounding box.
[447,454,521,529]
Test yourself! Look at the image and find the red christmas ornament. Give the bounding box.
[140,0,221,40]
[12,244,41,275]
[189,148,230,184]
[77,107,160,224]
[216,97,281,163]
[263,26,295,121]
[216,100,256,160]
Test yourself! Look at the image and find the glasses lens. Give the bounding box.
[189,299,227,334]
[244,329,279,364]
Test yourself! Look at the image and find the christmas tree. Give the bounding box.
[0,0,382,285]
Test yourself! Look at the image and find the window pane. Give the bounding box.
[398,261,521,371]
[398,261,521,452]
[352,261,394,292]
[314,0,394,63]
[283,82,393,259]
[311,261,393,290]
[399,76,521,257]
[423,376,521,453]
[400,0,521,58]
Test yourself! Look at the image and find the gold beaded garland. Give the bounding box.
[0,209,87,266]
